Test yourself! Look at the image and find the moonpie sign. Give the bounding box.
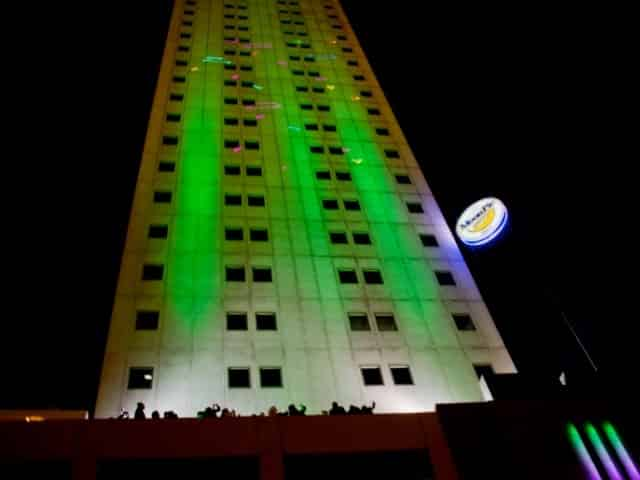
[456,197,508,246]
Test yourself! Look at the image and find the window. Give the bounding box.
[256,312,277,330]
[296,86,309,92]
[312,87,325,93]
[166,113,181,123]
[323,125,337,132]
[162,135,178,146]
[385,149,400,159]
[390,366,414,385]
[474,364,494,380]
[360,90,372,97]
[376,128,390,136]
[243,119,258,127]
[128,367,154,389]
[338,269,358,284]
[317,105,330,112]
[305,123,319,131]
[329,146,344,155]
[228,368,251,388]
[224,49,237,55]
[335,171,351,181]
[248,195,265,207]
[363,269,383,284]
[224,97,238,105]
[176,59,188,66]
[348,313,370,331]
[303,55,315,62]
[406,202,424,214]
[180,32,192,39]
[173,75,186,83]
[244,139,259,150]
[225,227,243,241]
[224,64,237,70]
[148,225,168,239]
[308,71,320,77]
[142,264,164,281]
[330,232,348,244]
[435,271,456,286]
[158,161,175,172]
[240,65,253,71]
[367,108,381,116]
[242,98,256,106]
[292,69,305,76]
[246,166,262,176]
[136,311,159,330]
[322,199,339,210]
[361,366,383,386]
[250,228,268,242]
[184,10,195,16]
[348,60,359,66]
[375,313,397,331]
[300,103,313,110]
[178,45,190,52]
[260,367,283,388]
[153,191,172,203]
[310,146,325,153]
[253,267,272,282]
[225,194,242,206]
[224,165,241,175]
[289,55,301,60]
[337,35,348,40]
[395,174,411,184]
[225,139,241,149]
[419,233,439,247]
[453,313,476,331]
[224,117,239,126]
[343,200,361,211]
[170,93,184,101]
[227,312,248,330]
[352,232,371,245]
[224,79,238,87]
[316,170,331,180]
[226,266,245,282]
[342,47,354,53]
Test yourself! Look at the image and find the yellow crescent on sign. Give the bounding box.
[468,206,495,233]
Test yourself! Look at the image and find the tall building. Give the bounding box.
[95,0,515,418]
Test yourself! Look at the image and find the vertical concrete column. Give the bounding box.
[257,417,284,480]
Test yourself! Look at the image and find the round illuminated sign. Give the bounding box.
[456,197,508,246]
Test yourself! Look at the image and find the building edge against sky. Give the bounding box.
[95,0,515,418]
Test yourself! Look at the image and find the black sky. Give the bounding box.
[2,1,633,412]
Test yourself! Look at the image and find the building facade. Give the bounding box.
[95,0,515,418]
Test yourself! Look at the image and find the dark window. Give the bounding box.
[290,55,301,61]
[367,108,381,116]
[310,146,325,153]
[241,80,255,88]
[239,51,251,57]
[474,364,494,380]
[225,194,242,206]
[343,200,361,211]
[453,313,476,331]
[337,35,348,40]
[390,366,414,385]
[330,232,348,244]
[224,64,237,70]
[224,79,238,86]
[300,103,313,110]
[154,191,172,203]
[322,199,339,210]
[375,313,397,331]
[182,20,193,26]
[360,90,373,97]
[287,42,298,48]
[305,123,319,131]
[166,113,181,123]
[170,93,184,101]
[348,313,370,331]
[332,24,342,30]
[224,165,241,175]
[312,87,325,93]
[242,98,256,106]
[329,146,344,155]
[158,161,175,172]
[136,311,159,330]
[173,76,186,83]
[225,227,243,241]
[361,367,383,386]
[252,267,272,282]
[308,71,320,77]
[260,368,283,387]
[148,225,168,239]
[243,119,258,127]
[335,171,351,181]
[342,47,353,53]
[348,60,359,66]
[256,312,277,330]
[227,312,248,330]
[323,124,337,132]
[395,174,411,184]
[224,25,235,30]
[250,228,268,242]
[224,117,239,126]
[128,367,154,389]
[142,264,164,281]
[246,166,262,176]
[363,270,383,285]
[316,170,331,180]
[338,269,358,284]
[224,49,237,55]
[237,26,249,31]
[296,86,309,92]
[352,232,371,245]
[435,271,456,286]
[317,105,331,112]
[224,14,236,19]
[303,55,315,62]
[240,65,253,71]
[162,135,178,146]
[420,234,439,247]
[226,266,246,282]
[248,195,265,207]
[184,9,195,15]
[228,368,250,388]
[376,128,390,136]
[300,43,311,49]
[178,45,190,52]
[385,149,400,159]
[224,97,238,105]
[175,59,188,66]
[406,202,424,214]
[292,69,305,76]
[180,32,192,39]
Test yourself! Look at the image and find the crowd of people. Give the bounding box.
[115,400,376,420]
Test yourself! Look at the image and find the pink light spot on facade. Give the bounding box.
[233,146,242,153]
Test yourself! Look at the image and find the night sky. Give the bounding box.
[2,1,632,413]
